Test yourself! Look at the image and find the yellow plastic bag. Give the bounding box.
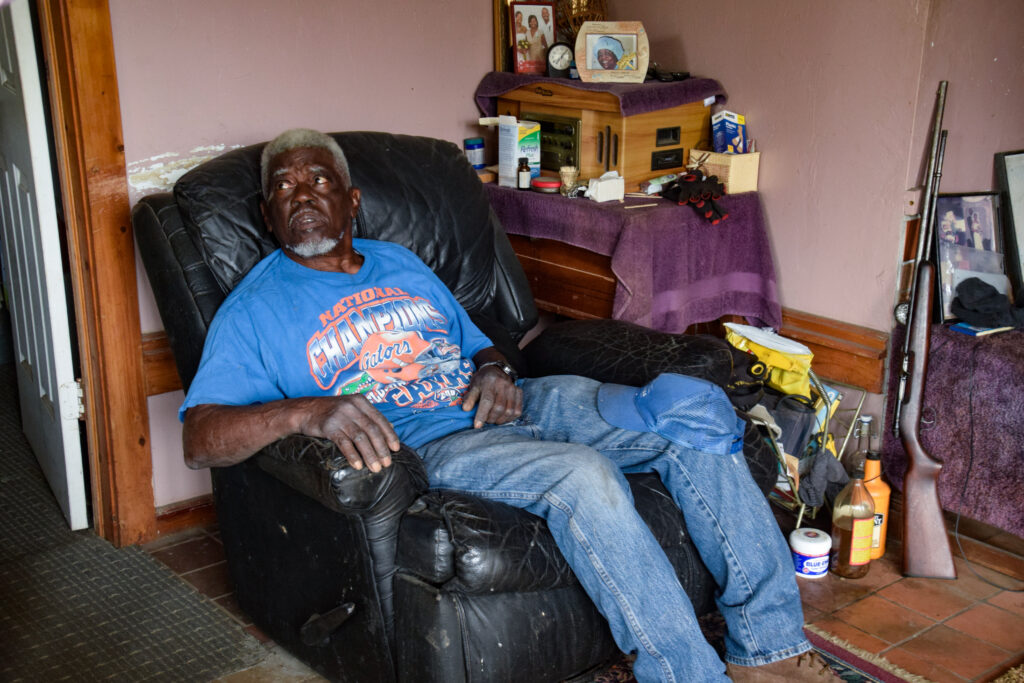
[724,323,814,397]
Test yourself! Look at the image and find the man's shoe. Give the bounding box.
[725,651,841,681]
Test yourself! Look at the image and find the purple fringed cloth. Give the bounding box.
[484,184,782,332]
[882,325,1024,537]
[474,71,727,118]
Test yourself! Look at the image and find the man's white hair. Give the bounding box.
[260,128,351,197]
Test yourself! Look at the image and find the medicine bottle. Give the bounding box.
[463,137,485,169]
[517,157,531,190]
[830,464,875,579]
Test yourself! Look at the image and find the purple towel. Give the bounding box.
[484,185,781,332]
[882,326,1024,537]
[474,71,728,118]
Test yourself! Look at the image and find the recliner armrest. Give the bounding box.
[252,435,428,516]
[523,318,734,387]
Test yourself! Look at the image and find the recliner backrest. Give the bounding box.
[173,132,505,316]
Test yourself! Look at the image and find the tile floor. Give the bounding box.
[144,519,1024,682]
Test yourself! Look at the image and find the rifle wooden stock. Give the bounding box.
[898,262,957,579]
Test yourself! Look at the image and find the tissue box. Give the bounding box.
[690,150,760,194]
[586,174,625,202]
[712,111,747,154]
[498,116,541,188]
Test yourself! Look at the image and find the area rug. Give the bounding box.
[0,363,268,681]
[583,617,930,683]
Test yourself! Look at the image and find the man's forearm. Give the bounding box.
[182,401,306,469]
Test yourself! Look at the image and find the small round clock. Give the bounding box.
[546,42,573,78]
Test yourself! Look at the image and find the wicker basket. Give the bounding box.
[690,150,760,194]
[555,0,607,45]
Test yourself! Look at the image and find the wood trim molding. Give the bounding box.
[154,494,217,539]
[37,0,156,546]
[142,331,182,396]
[141,309,890,398]
[779,308,889,394]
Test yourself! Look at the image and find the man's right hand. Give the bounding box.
[297,395,401,473]
[182,395,400,472]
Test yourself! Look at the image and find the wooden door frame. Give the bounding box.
[36,0,155,546]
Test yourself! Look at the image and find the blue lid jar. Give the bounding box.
[463,137,485,170]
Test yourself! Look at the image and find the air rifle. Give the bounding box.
[892,81,957,579]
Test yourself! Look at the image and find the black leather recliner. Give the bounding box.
[132,132,776,683]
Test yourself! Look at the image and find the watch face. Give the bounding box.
[549,44,572,70]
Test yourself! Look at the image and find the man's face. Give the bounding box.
[541,8,549,23]
[261,146,360,261]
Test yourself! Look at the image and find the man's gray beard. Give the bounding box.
[285,237,339,258]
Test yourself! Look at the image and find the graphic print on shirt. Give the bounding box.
[306,286,473,409]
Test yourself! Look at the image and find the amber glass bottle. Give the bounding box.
[830,465,875,578]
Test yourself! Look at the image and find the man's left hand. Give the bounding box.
[463,364,522,428]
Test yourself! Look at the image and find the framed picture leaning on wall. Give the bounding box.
[933,192,1010,321]
[510,1,556,74]
[995,150,1024,296]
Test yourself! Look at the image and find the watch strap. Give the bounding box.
[476,360,518,381]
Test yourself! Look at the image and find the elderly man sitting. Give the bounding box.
[180,128,837,683]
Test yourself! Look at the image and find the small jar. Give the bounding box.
[463,137,485,170]
[517,157,531,190]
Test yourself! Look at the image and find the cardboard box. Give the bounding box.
[690,149,760,194]
[712,110,747,154]
[498,116,541,188]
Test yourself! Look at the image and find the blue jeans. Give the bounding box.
[417,375,810,683]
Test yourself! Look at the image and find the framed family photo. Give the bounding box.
[510,1,556,74]
[934,192,1009,321]
[574,21,649,83]
[995,150,1024,295]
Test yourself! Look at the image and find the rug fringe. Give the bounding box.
[804,624,932,683]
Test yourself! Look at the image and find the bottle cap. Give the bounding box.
[519,157,528,164]
[852,466,865,479]
[464,137,484,145]
[866,451,881,461]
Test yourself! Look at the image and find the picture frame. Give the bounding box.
[933,192,1008,321]
[510,1,556,75]
[995,150,1024,295]
[574,21,649,83]
[493,0,512,72]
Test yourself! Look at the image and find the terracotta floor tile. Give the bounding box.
[877,577,976,620]
[810,616,889,654]
[854,553,905,590]
[833,594,934,644]
[215,593,253,627]
[892,625,1009,680]
[975,651,1024,682]
[800,602,826,624]
[950,557,1022,599]
[882,646,969,683]
[945,602,1024,652]
[986,589,1024,617]
[181,560,234,600]
[141,526,208,552]
[797,573,877,615]
[150,535,226,574]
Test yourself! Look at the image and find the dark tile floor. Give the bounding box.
[144,517,1024,682]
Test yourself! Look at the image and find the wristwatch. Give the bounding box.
[477,360,518,382]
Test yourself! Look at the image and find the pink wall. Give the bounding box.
[109,0,1024,506]
[613,0,1024,330]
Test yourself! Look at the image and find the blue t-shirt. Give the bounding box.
[180,239,492,448]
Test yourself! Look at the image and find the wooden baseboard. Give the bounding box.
[779,309,888,393]
[154,495,217,539]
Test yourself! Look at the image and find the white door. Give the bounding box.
[0,0,87,529]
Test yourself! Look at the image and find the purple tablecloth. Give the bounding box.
[474,72,727,118]
[485,185,782,332]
